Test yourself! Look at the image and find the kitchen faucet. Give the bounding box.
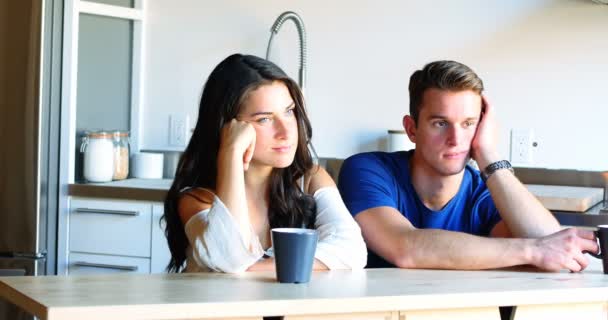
[266,11,307,93]
[266,11,317,165]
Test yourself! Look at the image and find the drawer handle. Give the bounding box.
[73,261,138,271]
[74,208,140,216]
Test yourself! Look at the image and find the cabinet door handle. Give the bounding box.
[74,208,140,216]
[73,261,138,271]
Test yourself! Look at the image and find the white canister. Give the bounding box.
[387,130,414,152]
[131,152,164,179]
[81,131,114,182]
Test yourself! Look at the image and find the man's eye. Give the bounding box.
[434,121,447,127]
[465,121,476,127]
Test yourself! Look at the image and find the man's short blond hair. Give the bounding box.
[409,60,484,123]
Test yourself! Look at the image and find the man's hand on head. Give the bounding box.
[470,95,500,169]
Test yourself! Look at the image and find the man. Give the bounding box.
[338,60,597,271]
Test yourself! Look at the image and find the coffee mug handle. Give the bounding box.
[584,230,602,259]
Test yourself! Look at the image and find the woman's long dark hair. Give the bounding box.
[163,54,317,272]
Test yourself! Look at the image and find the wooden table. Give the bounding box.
[2,261,608,320]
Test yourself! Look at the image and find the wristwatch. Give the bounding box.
[481,160,514,182]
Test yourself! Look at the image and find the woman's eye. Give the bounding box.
[285,108,295,116]
[256,117,271,124]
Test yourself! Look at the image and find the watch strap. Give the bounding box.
[481,160,514,182]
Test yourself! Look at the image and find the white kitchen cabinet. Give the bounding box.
[69,198,152,257]
[67,197,171,275]
[151,204,172,273]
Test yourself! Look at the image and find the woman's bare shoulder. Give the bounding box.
[306,165,336,195]
[177,188,215,225]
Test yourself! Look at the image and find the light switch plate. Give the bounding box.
[169,113,189,147]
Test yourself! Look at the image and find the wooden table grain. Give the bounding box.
[2,261,608,320]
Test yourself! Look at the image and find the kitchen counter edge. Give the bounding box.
[68,179,172,202]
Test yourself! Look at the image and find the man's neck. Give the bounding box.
[409,153,464,211]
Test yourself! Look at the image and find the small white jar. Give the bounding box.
[81,131,114,182]
[131,152,164,179]
[387,129,413,152]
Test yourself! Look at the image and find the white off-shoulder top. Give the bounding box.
[183,187,367,273]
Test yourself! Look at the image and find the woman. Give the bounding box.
[163,54,367,273]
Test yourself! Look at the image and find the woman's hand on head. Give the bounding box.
[220,119,256,170]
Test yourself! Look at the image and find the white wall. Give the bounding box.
[141,0,608,170]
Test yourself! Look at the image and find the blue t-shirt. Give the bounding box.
[338,150,502,268]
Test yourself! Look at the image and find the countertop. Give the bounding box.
[1,261,608,320]
[552,201,608,227]
[69,179,172,202]
[69,179,608,227]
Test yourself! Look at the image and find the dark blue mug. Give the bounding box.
[271,228,318,283]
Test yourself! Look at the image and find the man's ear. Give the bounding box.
[403,115,417,144]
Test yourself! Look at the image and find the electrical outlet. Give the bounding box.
[169,113,189,147]
[510,129,534,165]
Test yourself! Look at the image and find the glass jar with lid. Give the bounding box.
[112,131,130,180]
[80,131,114,182]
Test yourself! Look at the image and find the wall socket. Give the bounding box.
[169,113,189,147]
[510,129,534,165]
